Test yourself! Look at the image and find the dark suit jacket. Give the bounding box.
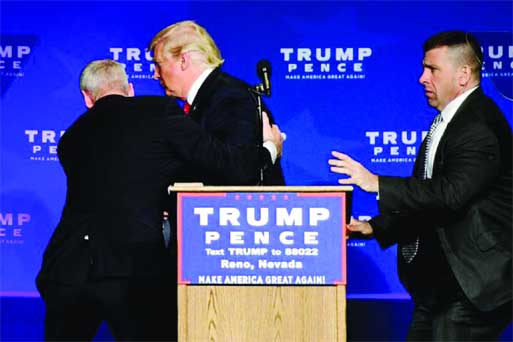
[36,95,273,290]
[370,88,512,311]
[185,68,285,185]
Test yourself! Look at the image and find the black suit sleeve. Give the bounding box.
[378,120,501,217]
[369,214,427,249]
[159,115,271,185]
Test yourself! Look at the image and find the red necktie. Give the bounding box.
[183,102,191,115]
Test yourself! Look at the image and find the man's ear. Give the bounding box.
[81,90,95,109]
[181,52,190,71]
[128,83,135,97]
[458,65,472,86]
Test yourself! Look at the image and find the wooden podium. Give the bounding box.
[170,185,352,342]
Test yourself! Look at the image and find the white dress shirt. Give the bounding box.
[425,86,478,179]
[186,68,213,105]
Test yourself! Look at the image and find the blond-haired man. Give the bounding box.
[150,20,285,185]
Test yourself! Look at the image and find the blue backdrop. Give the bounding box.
[1,0,512,299]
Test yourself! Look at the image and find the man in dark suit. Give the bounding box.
[149,20,285,186]
[329,31,512,340]
[36,59,283,341]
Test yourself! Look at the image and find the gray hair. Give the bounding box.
[80,59,129,100]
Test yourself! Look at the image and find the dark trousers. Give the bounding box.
[407,293,512,341]
[41,277,177,341]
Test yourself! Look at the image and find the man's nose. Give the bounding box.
[419,70,427,84]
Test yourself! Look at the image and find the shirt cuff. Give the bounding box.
[263,141,278,164]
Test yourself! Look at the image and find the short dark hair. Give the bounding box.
[423,30,483,76]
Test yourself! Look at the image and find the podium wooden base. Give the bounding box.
[178,285,346,341]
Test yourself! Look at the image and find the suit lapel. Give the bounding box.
[413,139,428,178]
[431,87,484,176]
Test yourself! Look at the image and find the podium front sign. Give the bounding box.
[177,192,347,285]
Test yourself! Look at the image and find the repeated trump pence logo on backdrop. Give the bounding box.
[109,47,155,80]
[23,129,65,162]
[0,212,31,246]
[365,130,428,165]
[0,35,38,97]
[476,32,513,100]
[280,47,373,80]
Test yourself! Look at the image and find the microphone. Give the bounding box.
[257,59,272,97]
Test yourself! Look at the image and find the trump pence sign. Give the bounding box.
[177,191,347,285]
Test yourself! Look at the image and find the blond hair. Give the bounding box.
[149,20,224,68]
[80,59,129,100]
